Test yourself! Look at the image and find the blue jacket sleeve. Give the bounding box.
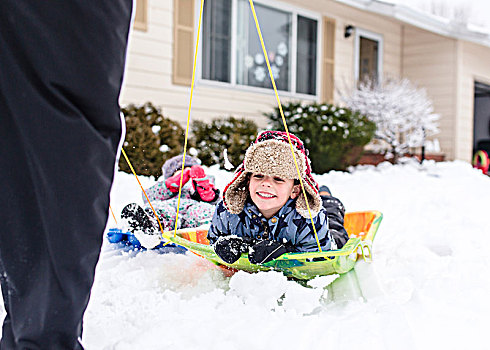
[207,201,230,245]
[293,209,332,252]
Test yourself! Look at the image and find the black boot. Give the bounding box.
[121,203,159,235]
[121,203,164,249]
[319,185,332,197]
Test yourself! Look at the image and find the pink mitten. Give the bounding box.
[165,167,191,192]
[189,165,218,202]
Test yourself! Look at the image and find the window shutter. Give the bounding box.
[134,0,148,31]
[322,17,336,103]
[173,0,195,86]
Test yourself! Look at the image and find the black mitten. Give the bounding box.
[213,236,250,264]
[248,240,294,264]
[121,203,159,235]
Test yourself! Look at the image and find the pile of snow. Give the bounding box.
[2,160,490,349]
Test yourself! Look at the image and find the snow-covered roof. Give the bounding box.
[335,0,490,48]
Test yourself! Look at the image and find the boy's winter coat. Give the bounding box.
[208,198,334,252]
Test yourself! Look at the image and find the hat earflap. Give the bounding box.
[223,164,249,214]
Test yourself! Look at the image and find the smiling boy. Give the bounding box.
[207,131,347,265]
[248,173,300,219]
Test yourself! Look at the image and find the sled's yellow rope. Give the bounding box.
[109,204,118,225]
[172,0,205,238]
[120,148,167,238]
[248,0,322,252]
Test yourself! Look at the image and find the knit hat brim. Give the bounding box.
[162,154,201,179]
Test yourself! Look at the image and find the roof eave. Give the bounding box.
[334,0,490,48]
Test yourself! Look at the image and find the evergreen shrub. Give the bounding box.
[265,102,376,173]
[119,102,185,178]
[192,116,258,169]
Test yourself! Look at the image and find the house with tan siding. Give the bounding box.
[122,0,490,163]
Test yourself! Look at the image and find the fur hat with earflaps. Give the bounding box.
[223,130,322,218]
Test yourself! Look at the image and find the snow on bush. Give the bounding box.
[343,77,440,161]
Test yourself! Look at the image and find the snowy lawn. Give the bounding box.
[2,160,490,349]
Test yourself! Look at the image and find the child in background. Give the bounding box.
[120,154,219,245]
[207,131,348,264]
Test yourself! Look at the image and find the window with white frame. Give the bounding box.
[201,0,320,96]
[354,29,383,84]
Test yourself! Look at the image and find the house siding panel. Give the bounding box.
[322,0,402,89]
[401,25,457,160]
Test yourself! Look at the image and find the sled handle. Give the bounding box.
[360,240,373,262]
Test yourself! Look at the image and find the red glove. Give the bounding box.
[165,167,191,193]
[189,165,218,202]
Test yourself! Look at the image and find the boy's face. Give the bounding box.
[249,173,300,219]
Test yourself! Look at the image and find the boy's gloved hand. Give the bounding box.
[213,236,251,264]
[165,167,191,193]
[190,165,219,202]
[248,240,294,264]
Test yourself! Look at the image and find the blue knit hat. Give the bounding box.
[162,154,201,179]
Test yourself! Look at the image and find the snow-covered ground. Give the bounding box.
[2,160,490,349]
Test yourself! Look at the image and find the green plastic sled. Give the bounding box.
[160,210,382,280]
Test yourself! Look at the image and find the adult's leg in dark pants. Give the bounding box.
[0,263,15,349]
[0,0,132,348]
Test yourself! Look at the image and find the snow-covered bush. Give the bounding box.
[265,102,376,173]
[192,116,258,169]
[343,78,440,161]
[119,102,185,178]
